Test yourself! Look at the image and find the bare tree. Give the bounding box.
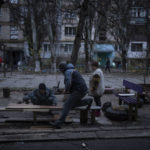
[108,0,131,72]
[44,0,61,73]
[83,5,95,72]
[28,1,40,72]
[8,0,58,72]
[84,21,90,72]
[71,0,89,66]
[70,0,111,67]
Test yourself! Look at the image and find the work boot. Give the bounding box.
[49,121,61,129]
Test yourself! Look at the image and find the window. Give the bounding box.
[140,8,146,17]
[64,12,76,19]
[65,44,73,53]
[10,0,18,4]
[131,43,143,52]
[10,12,15,22]
[10,26,18,39]
[99,30,106,41]
[131,7,146,18]
[43,44,50,53]
[65,27,76,36]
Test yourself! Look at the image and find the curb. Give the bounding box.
[0,127,150,142]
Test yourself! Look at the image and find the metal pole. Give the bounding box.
[3,45,6,78]
[10,51,13,75]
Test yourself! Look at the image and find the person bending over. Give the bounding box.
[23,83,57,106]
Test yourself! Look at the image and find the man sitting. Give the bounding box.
[51,63,92,129]
[23,83,57,105]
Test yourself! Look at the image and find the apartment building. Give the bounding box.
[0,0,25,67]
[41,9,85,64]
[127,0,150,66]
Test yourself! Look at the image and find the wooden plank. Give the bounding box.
[6,103,62,110]
[75,106,101,110]
[6,103,100,111]
[0,107,6,111]
[24,109,50,112]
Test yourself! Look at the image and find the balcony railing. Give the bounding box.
[130,17,146,25]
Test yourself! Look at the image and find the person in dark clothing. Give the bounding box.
[23,83,57,105]
[51,63,93,129]
[105,57,111,73]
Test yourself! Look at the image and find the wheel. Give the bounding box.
[104,106,128,121]
[102,102,112,112]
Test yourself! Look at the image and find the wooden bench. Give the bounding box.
[116,80,143,121]
[3,104,101,125]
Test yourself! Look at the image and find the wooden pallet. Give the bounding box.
[2,103,101,125]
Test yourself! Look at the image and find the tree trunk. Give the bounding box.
[50,44,57,73]
[122,49,127,72]
[48,23,57,73]
[30,5,40,72]
[71,0,89,65]
[84,25,90,73]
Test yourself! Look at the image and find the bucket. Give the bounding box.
[3,88,10,98]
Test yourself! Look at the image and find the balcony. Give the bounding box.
[130,17,146,25]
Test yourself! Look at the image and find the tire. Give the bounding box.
[102,102,112,112]
[104,106,128,121]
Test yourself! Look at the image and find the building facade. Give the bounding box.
[3,0,149,69]
[0,0,25,67]
[40,9,86,65]
[127,0,150,67]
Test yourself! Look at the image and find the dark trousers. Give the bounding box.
[94,96,101,106]
[31,97,56,105]
[105,66,111,73]
[56,91,90,126]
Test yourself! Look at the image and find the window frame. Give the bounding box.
[64,44,73,53]
[43,44,50,53]
[131,7,146,18]
[10,25,18,40]
[64,12,76,19]
[64,27,76,36]
[10,0,18,4]
[131,43,143,52]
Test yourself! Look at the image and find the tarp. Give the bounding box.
[94,44,115,53]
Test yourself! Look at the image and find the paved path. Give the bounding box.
[0,72,149,89]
